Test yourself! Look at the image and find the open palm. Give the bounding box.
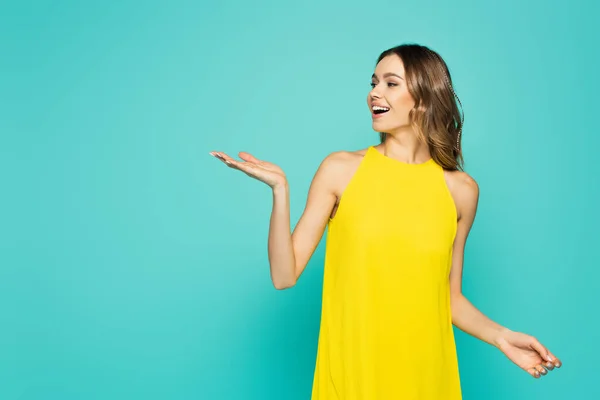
[496,330,562,379]
[209,150,287,188]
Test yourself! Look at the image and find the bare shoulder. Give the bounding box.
[320,148,367,172]
[443,169,479,221]
[318,147,369,201]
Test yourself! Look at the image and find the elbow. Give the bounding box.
[273,279,296,290]
[273,273,297,290]
[272,264,298,290]
[450,289,463,304]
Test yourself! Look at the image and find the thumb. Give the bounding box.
[238,151,261,163]
[530,337,552,362]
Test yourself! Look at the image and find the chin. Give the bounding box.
[372,121,402,133]
[372,121,390,130]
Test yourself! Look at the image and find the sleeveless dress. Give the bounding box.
[311,145,461,400]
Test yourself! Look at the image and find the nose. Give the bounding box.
[369,87,381,100]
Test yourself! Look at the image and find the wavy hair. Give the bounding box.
[375,44,465,171]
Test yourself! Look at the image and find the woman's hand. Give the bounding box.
[209,150,287,189]
[495,329,562,379]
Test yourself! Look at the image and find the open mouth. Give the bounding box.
[372,105,390,115]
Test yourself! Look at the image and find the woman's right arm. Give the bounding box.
[269,155,340,289]
[210,150,341,289]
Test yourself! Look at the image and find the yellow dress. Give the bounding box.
[311,145,461,399]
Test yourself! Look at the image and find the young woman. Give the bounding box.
[210,43,562,399]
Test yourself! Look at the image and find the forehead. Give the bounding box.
[374,54,405,76]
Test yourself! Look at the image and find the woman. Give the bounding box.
[209,44,562,399]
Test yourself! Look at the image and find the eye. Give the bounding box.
[370,82,377,88]
[387,82,398,87]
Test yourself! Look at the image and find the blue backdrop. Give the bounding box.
[1,0,596,399]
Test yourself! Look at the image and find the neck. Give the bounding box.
[381,132,431,164]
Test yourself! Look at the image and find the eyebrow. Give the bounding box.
[371,73,404,80]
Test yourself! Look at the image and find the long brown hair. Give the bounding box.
[375,44,464,171]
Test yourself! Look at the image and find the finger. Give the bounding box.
[210,151,267,181]
[220,153,260,173]
[547,350,562,368]
[535,364,547,376]
[527,368,540,378]
[225,159,259,176]
[529,337,552,362]
[211,152,240,167]
[544,361,555,371]
[211,151,233,162]
[209,151,227,162]
[238,151,261,163]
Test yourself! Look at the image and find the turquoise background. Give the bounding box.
[1,0,596,399]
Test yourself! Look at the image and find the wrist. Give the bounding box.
[493,326,513,348]
[272,180,289,193]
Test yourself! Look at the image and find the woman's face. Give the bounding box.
[367,54,415,134]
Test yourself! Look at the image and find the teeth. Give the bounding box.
[372,106,389,111]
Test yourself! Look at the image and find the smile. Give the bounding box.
[371,105,390,119]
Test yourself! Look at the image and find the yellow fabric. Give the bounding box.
[311,146,461,399]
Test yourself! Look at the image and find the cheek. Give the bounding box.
[391,92,415,113]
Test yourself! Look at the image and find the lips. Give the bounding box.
[372,105,390,114]
[371,104,390,119]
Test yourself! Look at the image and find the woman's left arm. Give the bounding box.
[447,173,562,379]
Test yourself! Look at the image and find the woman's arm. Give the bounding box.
[451,293,507,347]
[210,150,341,290]
[268,154,338,289]
[447,172,562,378]
[446,174,504,344]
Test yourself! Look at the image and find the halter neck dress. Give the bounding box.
[311,145,461,399]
